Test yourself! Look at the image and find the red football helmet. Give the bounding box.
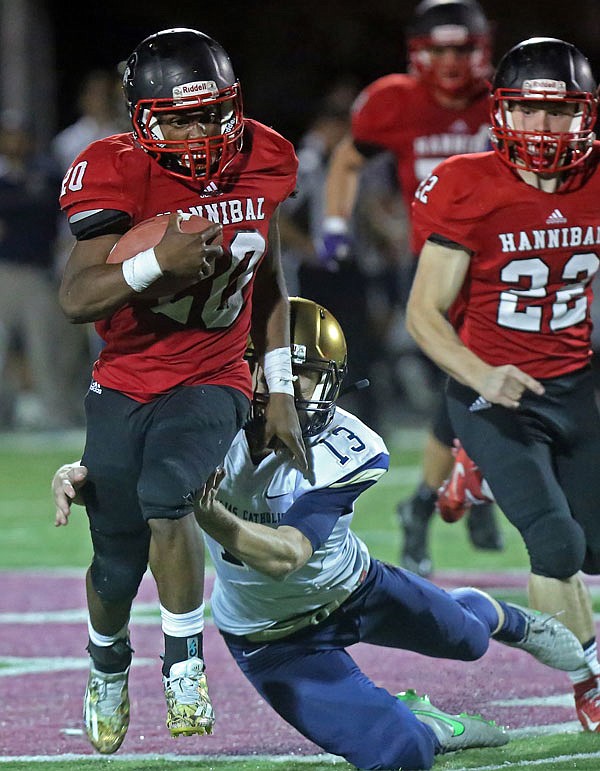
[490,37,597,174]
[122,28,244,183]
[407,0,492,99]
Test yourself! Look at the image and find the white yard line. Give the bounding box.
[0,602,161,625]
[455,753,600,770]
[0,655,155,676]
[0,753,346,764]
[3,750,600,766]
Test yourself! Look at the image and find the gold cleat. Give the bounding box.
[163,657,215,737]
[83,665,130,754]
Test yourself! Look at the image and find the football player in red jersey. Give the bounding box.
[53,298,586,770]
[57,28,307,753]
[322,0,502,578]
[405,36,600,731]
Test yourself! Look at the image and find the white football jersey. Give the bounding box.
[207,406,389,636]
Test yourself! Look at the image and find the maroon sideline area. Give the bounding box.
[1,570,596,757]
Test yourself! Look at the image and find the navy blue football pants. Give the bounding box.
[222,559,499,771]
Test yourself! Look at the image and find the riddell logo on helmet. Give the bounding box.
[522,79,566,97]
[430,24,469,45]
[172,81,218,99]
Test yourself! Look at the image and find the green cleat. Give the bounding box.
[396,689,509,752]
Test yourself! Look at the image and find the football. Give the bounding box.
[107,213,221,299]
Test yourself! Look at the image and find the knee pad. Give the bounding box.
[90,528,150,604]
[525,514,586,579]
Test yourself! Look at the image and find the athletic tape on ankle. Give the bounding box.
[264,347,295,396]
[121,248,163,292]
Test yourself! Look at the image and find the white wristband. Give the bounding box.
[323,215,349,235]
[121,247,163,292]
[264,347,295,396]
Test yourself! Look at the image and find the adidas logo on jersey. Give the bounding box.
[469,395,492,412]
[546,208,567,225]
[198,181,221,198]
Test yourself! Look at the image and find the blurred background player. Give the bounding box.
[278,82,358,296]
[0,109,69,429]
[53,297,584,771]
[404,36,600,732]
[278,81,406,431]
[322,0,504,577]
[57,27,306,753]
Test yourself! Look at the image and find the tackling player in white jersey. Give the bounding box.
[53,298,584,770]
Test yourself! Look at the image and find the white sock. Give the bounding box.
[569,640,600,684]
[87,618,129,647]
[160,603,205,638]
[584,641,600,676]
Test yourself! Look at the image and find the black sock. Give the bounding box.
[492,601,527,642]
[87,638,133,674]
[162,632,204,676]
[412,482,437,521]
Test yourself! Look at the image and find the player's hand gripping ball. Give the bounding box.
[107,212,223,299]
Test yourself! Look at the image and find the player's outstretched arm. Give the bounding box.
[195,469,312,579]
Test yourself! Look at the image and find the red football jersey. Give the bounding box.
[60,120,297,402]
[412,148,600,379]
[351,74,490,253]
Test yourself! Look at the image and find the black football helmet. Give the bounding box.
[490,38,597,173]
[246,298,348,440]
[407,0,492,97]
[122,28,244,183]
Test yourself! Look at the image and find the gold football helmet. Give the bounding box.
[289,297,347,436]
[245,298,347,439]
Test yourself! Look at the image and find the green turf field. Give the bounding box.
[2,736,600,770]
[2,427,599,771]
[0,426,531,572]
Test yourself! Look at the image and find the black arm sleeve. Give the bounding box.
[353,140,386,159]
[69,209,132,240]
[427,232,473,255]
